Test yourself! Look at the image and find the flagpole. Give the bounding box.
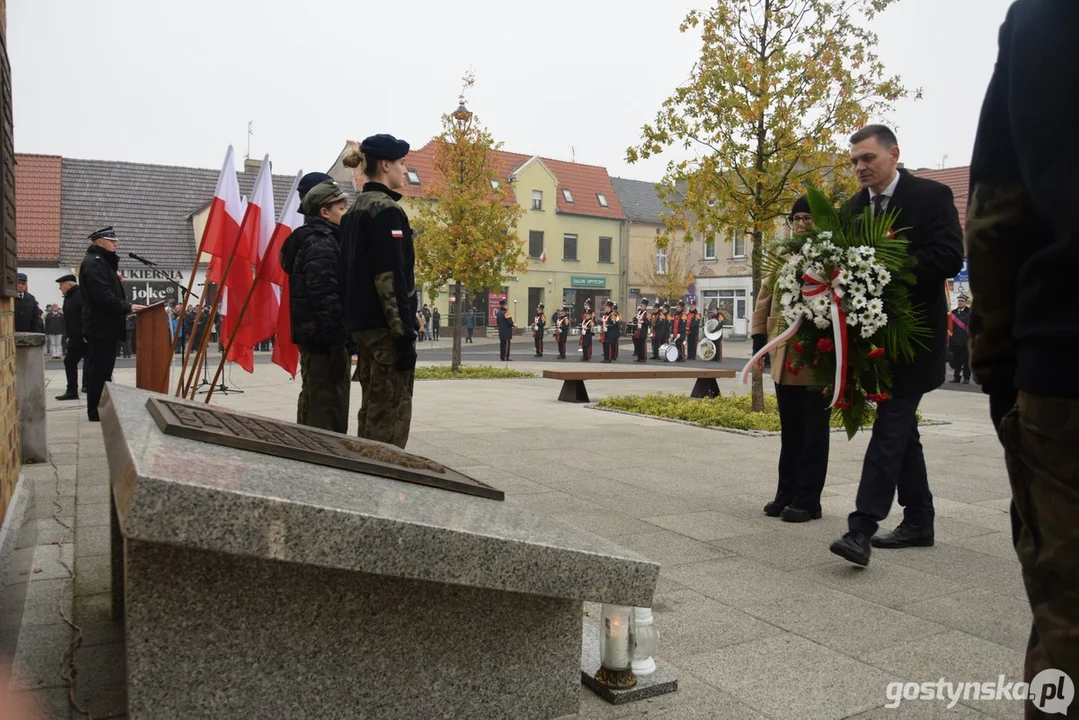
[174,281,210,396]
[205,276,262,403]
[183,294,222,399]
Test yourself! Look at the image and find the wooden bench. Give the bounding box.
[542,368,737,403]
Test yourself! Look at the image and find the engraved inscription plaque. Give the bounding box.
[145,398,504,501]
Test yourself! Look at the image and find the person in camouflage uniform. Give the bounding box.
[966,2,1078,715]
[280,175,351,433]
[339,134,417,449]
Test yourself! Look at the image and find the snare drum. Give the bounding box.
[659,343,679,362]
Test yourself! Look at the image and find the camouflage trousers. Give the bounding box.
[999,392,1079,719]
[352,329,415,449]
[297,345,351,434]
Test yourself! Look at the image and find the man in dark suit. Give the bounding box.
[830,125,965,567]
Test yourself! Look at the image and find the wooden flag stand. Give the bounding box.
[135,303,171,394]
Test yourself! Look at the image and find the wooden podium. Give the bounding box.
[135,303,170,394]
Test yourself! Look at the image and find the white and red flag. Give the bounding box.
[260,171,303,378]
[232,155,278,365]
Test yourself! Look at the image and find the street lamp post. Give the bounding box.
[449,98,474,373]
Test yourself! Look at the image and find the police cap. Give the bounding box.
[88,226,116,242]
[16,272,27,281]
[298,172,334,200]
[55,274,77,284]
[360,134,410,161]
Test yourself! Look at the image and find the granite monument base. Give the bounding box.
[100,384,659,720]
[126,539,582,719]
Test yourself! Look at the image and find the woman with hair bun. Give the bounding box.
[339,134,418,449]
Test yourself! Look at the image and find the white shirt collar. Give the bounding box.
[869,170,901,201]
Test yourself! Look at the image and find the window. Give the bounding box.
[562,188,574,203]
[733,235,747,258]
[532,190,543,210]
[407,169,420,186]
[656,248,668,275]
[491,179,500,189]
[563,234,578,261]
[704,237,717,260]
[528,230,544,259]
[599,236,612,263]
[596,193,608,208]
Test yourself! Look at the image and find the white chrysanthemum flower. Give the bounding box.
[867,298,884,315]
[878,270,892,285]
[814,316,831,329]
[817,231,833,240]
[850,294,868,310]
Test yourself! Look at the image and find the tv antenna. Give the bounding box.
[246,121,254,160]
[940,153,948,169]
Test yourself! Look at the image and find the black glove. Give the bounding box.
[395,334,417,372]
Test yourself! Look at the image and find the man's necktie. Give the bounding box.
[872,194,887,216]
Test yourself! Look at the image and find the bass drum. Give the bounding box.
[697,338,716,361]
[703,318,725,341]
[659,343,679,362]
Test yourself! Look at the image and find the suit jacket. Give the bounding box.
[846,169,964,397]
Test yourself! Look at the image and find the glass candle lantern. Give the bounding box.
[594,604,638,689]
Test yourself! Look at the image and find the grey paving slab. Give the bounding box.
[869,543,1027,603]
[552,510,658,540]
[71,482,110,505]
[73,593,124,647]
[72,555,111,597]
[709,528,845,572]
[663,557,821,611]
[579,666,771,719]
[848,702,991,718]
[21,579,69,628]
[29,544,75,581]
[72,642,126,719]
[795,557,975,609]
[899,587,1032,653]
[73,525,111,559]
[32,495,74,521]
[31,519,73,546]
[948,532,1017,561]
[650,589,784,660]
[860,631,1025,719]
[72,502,110,529]
[615,530,734,567]
[641,510,774,542]
[686,634,899,720]
[10,686,71,720]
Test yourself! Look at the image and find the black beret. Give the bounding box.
[298,172,334,200]
[360,134,410,161]
[790,195,811,219]
[88,226,116,241]
[55,274,77,284]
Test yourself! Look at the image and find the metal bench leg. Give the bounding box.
[690,377,721,399]
[558,379,590,403]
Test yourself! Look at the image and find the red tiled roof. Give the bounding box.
[15,153,62,261]
[912,166,970,232]
[393,140,625,220]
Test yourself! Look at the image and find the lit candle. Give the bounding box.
[600,604,635,670]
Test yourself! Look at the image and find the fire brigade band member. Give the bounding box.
[633,299,650,362]
[611,303,622,360]
[580,308,595,361]
[687,303,701,360]
[653,305,670,358]
[532,303,546,357]
[554,306,570,358]
[79,227,146,421]
[670,300,688,362]
[601,300,617,363]
[497,298,515,361]
[948,295,971,384]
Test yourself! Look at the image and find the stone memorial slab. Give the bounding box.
[100,384,660,719]
[145,397,503,500]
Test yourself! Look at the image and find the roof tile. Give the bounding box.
[15,153,62,261]
[912,166,970,232]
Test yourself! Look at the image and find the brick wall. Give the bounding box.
[0,296,16,521]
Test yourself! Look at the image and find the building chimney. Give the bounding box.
[244,157,262,174]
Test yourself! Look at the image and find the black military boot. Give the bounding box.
[830,531,872,566]
[871,523,934,549]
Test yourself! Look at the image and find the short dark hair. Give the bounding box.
[850,124,898,148]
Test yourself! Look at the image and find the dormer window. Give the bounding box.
[562,188,574,203]
[596,193,608,208]
[491,179,500,189]
[407,169,421,186]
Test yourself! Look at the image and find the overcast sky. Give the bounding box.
[10,0,1012,183]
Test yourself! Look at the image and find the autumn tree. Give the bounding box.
[638,241,693,305]
[413,75,527,372]
[629,0,906,411]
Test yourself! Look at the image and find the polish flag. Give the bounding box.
[540,249,547,264]
[233,155,278,360]
[200,146,244,260]
[261,171,303,378]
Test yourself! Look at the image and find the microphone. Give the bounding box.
[128,252,157,266]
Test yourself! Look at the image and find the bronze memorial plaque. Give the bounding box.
[145,398,504,501]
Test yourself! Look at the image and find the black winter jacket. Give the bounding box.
[280,218,348,351]
[61,285,84,344]
[79,244,131,341]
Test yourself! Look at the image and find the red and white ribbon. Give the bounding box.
[741,267,849,407]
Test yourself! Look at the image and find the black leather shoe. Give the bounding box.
[781,506,822,523]
[763,501,786,517]
[55,393,79,401]
[949,378,960,383]
[962,378,970,384]
[830,532,871,566]
[871,524,934,549]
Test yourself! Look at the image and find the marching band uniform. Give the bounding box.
[580,311,595,361]
[611,304,622,360]
[632,301,650,362]
[686,305,701,360]
[556,307,570,358]
[533,304,546,357]
[670,302,687,362]
[653,306,670,358]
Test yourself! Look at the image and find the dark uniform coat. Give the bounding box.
[79,244,131,340]
[14,291,43,333]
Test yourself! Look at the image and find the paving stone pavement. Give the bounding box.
[10,356,1024,719]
